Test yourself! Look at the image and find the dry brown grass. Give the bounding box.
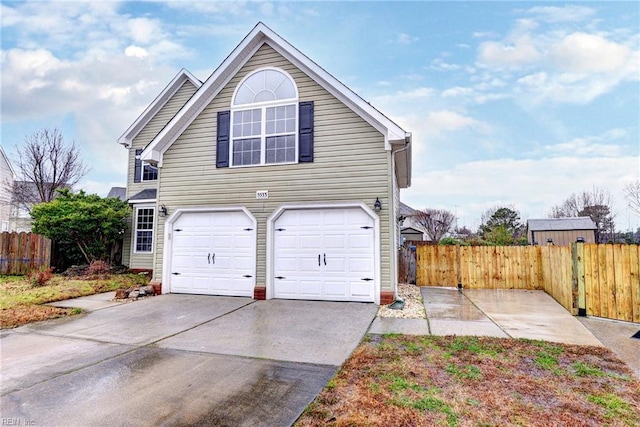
[296,334,640,427]
[0,273,150,329]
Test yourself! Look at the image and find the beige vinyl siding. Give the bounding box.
[124,80,198,268]
[155,43,394,292]
[126,81,199,197]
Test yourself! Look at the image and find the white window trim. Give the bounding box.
[133,205,155,254]
[229,67,299,168]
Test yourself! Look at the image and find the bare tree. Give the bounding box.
[549,187,616,242]
[414,208,456,243]
[12,128,88,212]
[624,180,640,215]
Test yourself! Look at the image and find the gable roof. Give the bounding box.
[141,22,412,187]
[106,186,127,201]
[117,69,202,148]
[0,146,16,178]
[527,217,597,231]
[400,202,418,216]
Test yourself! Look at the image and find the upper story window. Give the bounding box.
[142,162,158,181]
[230,68,298,167]
[134,149,157,182]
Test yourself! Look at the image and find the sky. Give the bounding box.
[1,1,639,231]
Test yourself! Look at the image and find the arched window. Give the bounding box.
[230,68,298,166]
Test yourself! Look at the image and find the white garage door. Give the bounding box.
[273,207,375,302]
[170,211,255,296]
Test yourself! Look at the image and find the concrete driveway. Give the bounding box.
[1,295,378,426]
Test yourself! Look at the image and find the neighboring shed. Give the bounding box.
[527,217,597,246]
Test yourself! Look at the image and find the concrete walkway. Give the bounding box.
[372,287,602,346]
[371,287,640,379]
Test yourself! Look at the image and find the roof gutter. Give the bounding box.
[392,132,412,188]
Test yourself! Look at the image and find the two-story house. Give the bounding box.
[118,23,412,304]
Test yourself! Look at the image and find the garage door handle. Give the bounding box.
[243,275,252,278]
[318,254,321,266]
[212,253,215,264]
[208,253,211,264]
[361,278,373,281]
[324,253,326,265]
[276,276,286,280]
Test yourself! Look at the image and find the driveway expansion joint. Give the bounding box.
[460,289,513,338]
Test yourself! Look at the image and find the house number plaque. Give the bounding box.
[256,190,269,199]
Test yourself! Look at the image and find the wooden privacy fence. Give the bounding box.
[408,243,639,323]
[0,232,51,275]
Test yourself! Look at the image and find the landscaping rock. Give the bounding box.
[140,285,156,296]
[128,290,140,298]
[115,289,129,299]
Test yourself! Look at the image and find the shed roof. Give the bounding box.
[527,217,597,231]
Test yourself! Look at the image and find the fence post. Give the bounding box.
[571,242,586,316]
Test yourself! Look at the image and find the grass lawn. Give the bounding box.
[0,273,150,329]
[297,334,640,426]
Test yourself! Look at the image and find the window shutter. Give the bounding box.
[134,149,142,183]
[216,110,231,168]
[298,101,314,163]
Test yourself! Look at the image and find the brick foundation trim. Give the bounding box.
[254,286,266,300]
[150,282,162,295]
[380,291,395,305]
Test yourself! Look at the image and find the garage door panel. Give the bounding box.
[233,255,254,271]
[170,210,255,296]
[324,280,348,298]
[348,234,372,250]
[273,207,375,302]
[349,257,373,274]
[323,257,345,273]
[350,281,374,298]
[323,234,346,250]
[298,280,322,298]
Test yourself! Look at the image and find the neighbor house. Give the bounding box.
[399,202,428,242]
[0,147,15,232]
[527,217,597,246]
[117,23,412,304]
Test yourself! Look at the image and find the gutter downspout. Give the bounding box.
[389,132,412,308]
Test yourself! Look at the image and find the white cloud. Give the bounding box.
[402,156,639,228]
[475,14,640,105]
[477,34,541,69]
[549,32,633,73]
[124,45,148,58]
[441,87,475,98]
[526,5,596,23]
[126,17,163,44]
[430,58,461,71]
[543,138,622,157]
[423,110,491,136]
[396,32,419,45]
